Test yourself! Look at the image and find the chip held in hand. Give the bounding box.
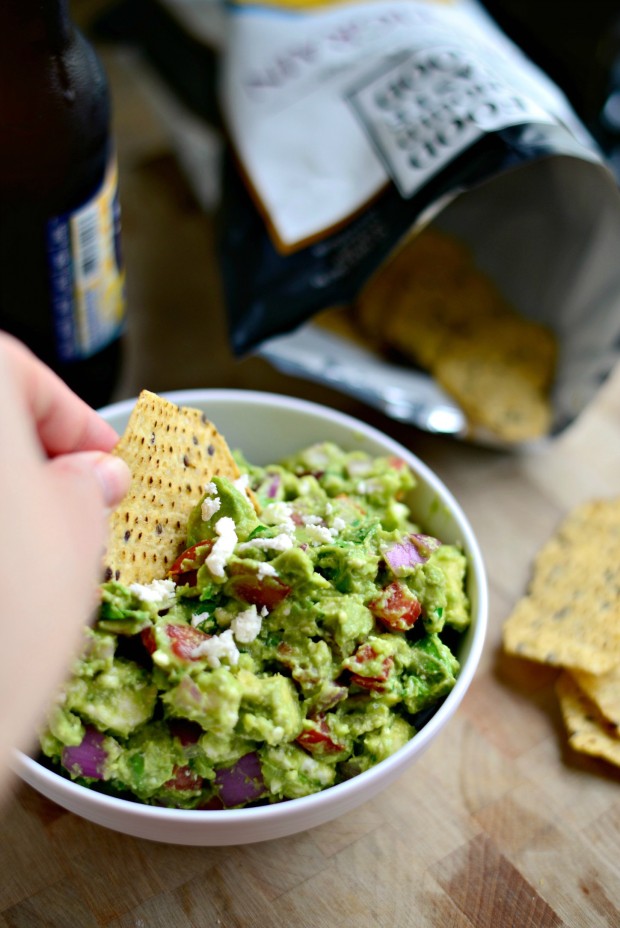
[104,390,247,586]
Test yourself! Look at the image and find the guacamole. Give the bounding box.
[40,443,470,809]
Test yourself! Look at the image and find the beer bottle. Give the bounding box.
[0,0,126,409]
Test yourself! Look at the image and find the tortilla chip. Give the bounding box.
[503,597,620,675]
[352,227,557,443]
[434,344,552,443]
[571,666,620,729]
[103,390,244,586]
[556,672,620,766]
[503,497,620,674]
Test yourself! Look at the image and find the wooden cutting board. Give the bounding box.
[2,34,620,927]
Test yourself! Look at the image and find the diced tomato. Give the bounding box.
[351,642,381,665]
[388,456,407,470]
[348,643,394,693]
[168,540,213,586]
[297,715,345,755]
[140,626,157,655]
[229,570,291,610]
[369,581,422,632]
[164,764,203,791]
[349,667,393,692]
[142,623,211,661]
[167,624,212,661]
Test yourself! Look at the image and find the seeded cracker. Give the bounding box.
[556,672,620,766]
[103,390,244,586]
[434,345,552,444]
[352,227,557,443]
[570,665,620,729]
[502,498,620,675]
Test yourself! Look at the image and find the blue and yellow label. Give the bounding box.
[46,158,126,362]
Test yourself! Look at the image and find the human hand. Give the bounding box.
[0,333,130,791]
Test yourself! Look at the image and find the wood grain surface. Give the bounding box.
[2,22,620,926]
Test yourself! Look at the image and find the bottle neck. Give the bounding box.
[0,0,72,53]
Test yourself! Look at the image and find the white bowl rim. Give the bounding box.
[14,388,488,830]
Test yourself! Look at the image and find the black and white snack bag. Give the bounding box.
[217,0,620,443]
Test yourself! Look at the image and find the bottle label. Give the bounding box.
[46,157,125,361]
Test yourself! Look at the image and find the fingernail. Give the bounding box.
[93,454,131,509]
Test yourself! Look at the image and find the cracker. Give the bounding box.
[385,286,489,370]
[434,344,552,443]
[570,666,620,729]
[352,227,557,443]
[503,596,620,675]
[357,229,472,341]
[103,390,243,586]
[556,672,620,765]
[502,497,620,674]
[504,497,620,769]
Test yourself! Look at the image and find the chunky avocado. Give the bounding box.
[40,442,470,809]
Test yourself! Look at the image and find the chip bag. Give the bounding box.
[217,0,620,445]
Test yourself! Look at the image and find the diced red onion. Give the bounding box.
[214,752,266,807]
[61,727,107,780]
[266,474,281,498]
[168,718,203,746]
[384,533,441,572]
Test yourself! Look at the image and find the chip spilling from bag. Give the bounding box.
[318,228,558,444]
[503,496,620,767]
[103,390,250,586]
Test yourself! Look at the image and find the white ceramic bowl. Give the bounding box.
[14,389,488,845]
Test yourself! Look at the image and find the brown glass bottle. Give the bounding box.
[0,0,125,409]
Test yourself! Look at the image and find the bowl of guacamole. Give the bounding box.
[14,390,487,845]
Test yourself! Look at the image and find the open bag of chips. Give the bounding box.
[216,0,620,446]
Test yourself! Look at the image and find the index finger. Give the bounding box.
[0,333,121,457]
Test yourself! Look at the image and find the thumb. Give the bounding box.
[46,452,131,571]
[48,451,131,513]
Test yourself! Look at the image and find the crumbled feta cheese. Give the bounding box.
[190,611,207,627]
[303,446,329,470]
[231,604,263,643]
[233,473,250,493]
[201,494,221,522]
[261,501,295,533]
[356,478,385,496]
[237,533,293,552]
[129,578,176,607]
[331,517,346,533]
[153,650,171,668]
[346,458,373,478]
[205,516,238,577]
[302,514,323,525]
[256,562,278,580]
[305,523,334,545]
[260,606,269,617]
[190,628,239,667]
